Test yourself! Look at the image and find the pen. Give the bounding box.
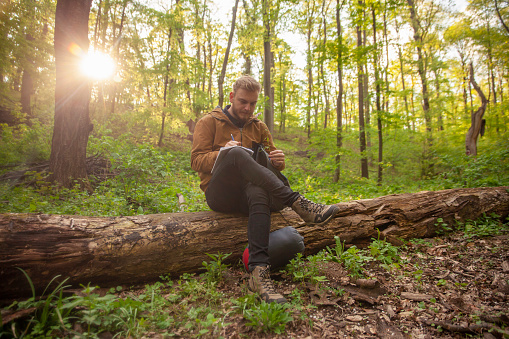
[231,134,235,141]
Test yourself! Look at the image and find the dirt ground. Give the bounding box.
[217,232,509,338]
[2,232,508,338]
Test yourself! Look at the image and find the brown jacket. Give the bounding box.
[191,107,285,192]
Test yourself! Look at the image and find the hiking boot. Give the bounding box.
[248,266,287,304]
[291,196,339,226]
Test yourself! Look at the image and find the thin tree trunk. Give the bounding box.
[306,27,312,139]
[279,52,286,133]
[262,0,274,132]
[334,0,344,183]
[461,56,468,117]
[158,26,172,147]
[357,1,368,179]
[321,0,330,129]
[109,0,128,115]
[434,67,443,131]
[92,0,102,50]
[407,0,432,177]
[466,62,488,156]
[398,46,410,128]
[383,8,389,116]
[372,6,382,185]
[363,32,370,153]
[495,0,509,35]
[218,0,239,107]
[486,23,498,133]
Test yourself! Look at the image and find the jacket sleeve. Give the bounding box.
[191,117,219,173]
[261,125,286,171]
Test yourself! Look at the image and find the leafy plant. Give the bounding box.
[285,252,327,284]
[434,217,452,235]
[327,236,372,278]
[436,279,447,287]
[409,238,433,247]
[369,230,401,266]
[242,301,293,334]
[413,268,424,284]
[460,213,508,238]
[201,252,231,284]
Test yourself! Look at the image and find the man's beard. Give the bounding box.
[231,106,250,124]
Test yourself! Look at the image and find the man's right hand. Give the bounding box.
[225,140,241,147]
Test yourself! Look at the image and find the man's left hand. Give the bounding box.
[269,150,285,168]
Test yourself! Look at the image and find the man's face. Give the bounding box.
[229,88,259,124]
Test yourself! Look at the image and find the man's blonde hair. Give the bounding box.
[232,75,261,94]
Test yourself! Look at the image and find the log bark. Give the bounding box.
[1,186,508,301]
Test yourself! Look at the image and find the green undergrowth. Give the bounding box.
[1,215,507,337]
[0,135,208,216]
[1,126,508,216]
[1,255,294,338]
[434,212,509,239]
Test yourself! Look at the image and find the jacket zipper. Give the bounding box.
[212,110,254,147]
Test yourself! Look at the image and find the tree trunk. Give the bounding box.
[20,33,35,119]
[407,0,432,177]
[495,0,509,34]
[278,52,286,133]
[158,26,172,148]
[1,187,508,301]
[305,0,315,139]
[334,0,344,183]
[108,0,128,115]
[49,0,93,189]
[466,62,488,156]
[357,2,369,179]
[320,0,330,129]
[218,0,239,108]
[92,0,102,50]
[372,6,383,186]
[20,69,33,118]
[262,0,274,133]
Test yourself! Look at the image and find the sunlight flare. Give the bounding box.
[80,51,116,80]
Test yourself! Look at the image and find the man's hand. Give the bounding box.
[269,149,285,168]
[225,140,240,147]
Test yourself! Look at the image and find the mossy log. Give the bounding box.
[1,186,508,300]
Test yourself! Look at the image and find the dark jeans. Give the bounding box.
[205,147,300,271]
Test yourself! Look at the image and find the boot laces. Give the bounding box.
[299,197,325,214]
[259,266,277,293]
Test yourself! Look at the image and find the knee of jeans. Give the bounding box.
[227,146,253,162]
[245,185,270,212]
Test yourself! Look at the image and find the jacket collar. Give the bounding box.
[210,106,259,126]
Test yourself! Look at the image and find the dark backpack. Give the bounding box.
[251,142,290,187]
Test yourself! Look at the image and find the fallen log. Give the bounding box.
[1,186,508,301]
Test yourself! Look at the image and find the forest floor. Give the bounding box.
[175,232,509,338]
[2,226,508,338]
[209,233,509,338]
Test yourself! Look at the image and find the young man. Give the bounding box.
[191,75,339,304]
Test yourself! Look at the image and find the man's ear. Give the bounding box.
[229,91,234,102]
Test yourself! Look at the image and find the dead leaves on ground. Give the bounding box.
[279,234,509,338]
